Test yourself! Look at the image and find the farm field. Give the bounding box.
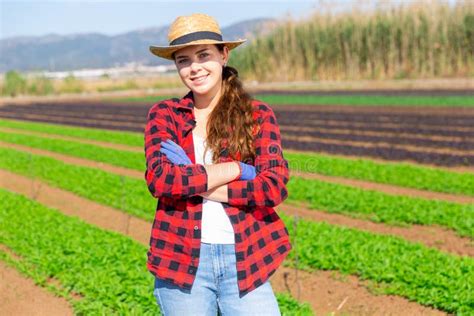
[0,91,473,315]
[0,92,473,168]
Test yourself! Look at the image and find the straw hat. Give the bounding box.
[149,13,247,60]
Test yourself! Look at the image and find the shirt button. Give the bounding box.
[188,267,195,274]
[194,225,198,230]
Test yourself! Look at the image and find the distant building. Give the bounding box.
[20,63,177,80]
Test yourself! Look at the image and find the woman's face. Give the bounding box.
[174,44,228,97]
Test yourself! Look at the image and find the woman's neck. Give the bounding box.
[193,84,222,110]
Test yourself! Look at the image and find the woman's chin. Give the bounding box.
[190,85,212,95]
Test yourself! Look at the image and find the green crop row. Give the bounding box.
[0,131,145,171]
[282,213,474,314]
[258,95,474,107]
[287,176,473,238]
[286,151,474,197]
[1,119,471,197]
[0,118,144,147]
[0,188,313,315]
[0,147,155,221]
[1,147,472,238]
[109,94,474,107]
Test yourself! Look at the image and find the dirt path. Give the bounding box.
[0,169,447,315]
[1,142,472,257]
[0,260,74,316]
[271,267,444,316]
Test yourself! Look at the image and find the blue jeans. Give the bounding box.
[153,242,281,315]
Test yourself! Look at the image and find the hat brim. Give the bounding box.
[149,39,247,60]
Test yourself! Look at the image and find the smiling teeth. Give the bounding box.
[193,75,207,82]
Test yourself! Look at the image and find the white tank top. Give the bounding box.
[193,132,235,244]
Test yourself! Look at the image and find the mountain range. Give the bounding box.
[0,18,277,73]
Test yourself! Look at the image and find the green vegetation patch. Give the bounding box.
[287,152,474,196]
[0,147,155,221]
[0,131,145,171]
[107,94,474,107]
[257,94,474,107]
[0,118,143,147]
[287,176,474,238]
[0,189,313,315]
[282,213,474,314]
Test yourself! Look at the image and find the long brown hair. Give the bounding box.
[204,44,259,164]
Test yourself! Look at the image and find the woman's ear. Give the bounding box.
[222,46,230,65]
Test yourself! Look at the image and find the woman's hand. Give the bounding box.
[238,162,256,180]
[159,139,192,165]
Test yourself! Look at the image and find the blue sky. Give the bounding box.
[1,0,321,39]
[0,0,459,40]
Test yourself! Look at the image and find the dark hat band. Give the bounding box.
[170,31,223,46]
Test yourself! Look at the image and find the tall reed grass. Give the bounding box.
[230,0,473,81]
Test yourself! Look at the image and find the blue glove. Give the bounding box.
[159,139,192,165]
[238,161,256,180]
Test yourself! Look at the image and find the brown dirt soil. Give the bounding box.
[280,116,474,133]
[0,260,74,316]
[3,108,474,134]
[280,124,470,143]
[0,169,449,315]
[0,112,143,130]
[1,142,472,257]
[270,267,445,316]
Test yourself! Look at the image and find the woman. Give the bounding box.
[145,13,291,315]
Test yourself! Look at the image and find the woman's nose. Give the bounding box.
[190,60,202,72]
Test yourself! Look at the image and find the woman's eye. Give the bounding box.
[177,59,188,64]
[199,53,209,58]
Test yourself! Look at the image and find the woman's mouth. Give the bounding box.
[191,74,208,84]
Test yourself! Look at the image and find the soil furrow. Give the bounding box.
[281,127,474,151]
[280,124,470,142]
[282,137,474,167]
[276,116,474,134]
[282,133,474,156]
[0,260,74,316]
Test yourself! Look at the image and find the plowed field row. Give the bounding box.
[1,100,473,166]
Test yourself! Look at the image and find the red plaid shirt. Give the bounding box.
[144,91,291,297]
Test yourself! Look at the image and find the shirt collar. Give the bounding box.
[175,91,195,111]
